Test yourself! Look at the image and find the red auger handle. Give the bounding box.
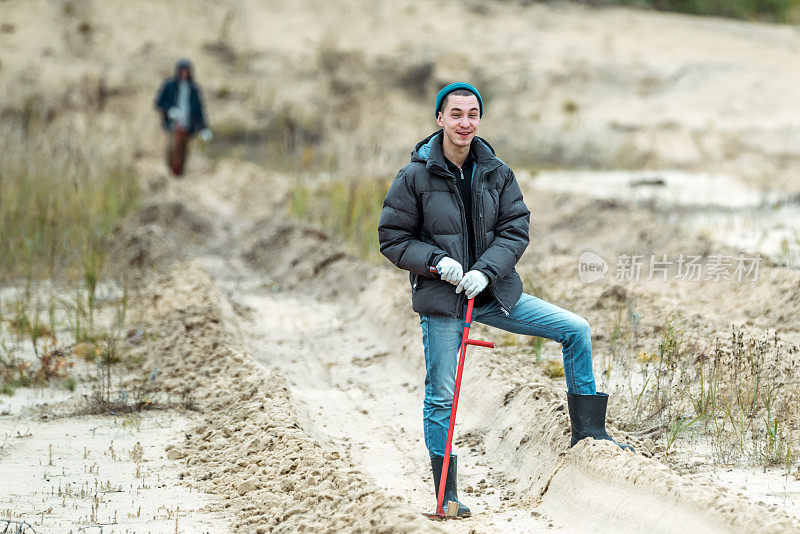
[426,265,495,518]
[429,266,494,348]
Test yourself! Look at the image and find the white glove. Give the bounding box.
[200,128,212,142]
[436,257,463,285]
[167,107,180,120]
[456,270,489,299]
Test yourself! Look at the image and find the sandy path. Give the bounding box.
[123,261,442,533]
[206,273,562,533]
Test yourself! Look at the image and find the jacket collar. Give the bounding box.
[411,130,500,177]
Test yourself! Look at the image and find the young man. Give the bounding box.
[154,59,211,176]
[378,82,631,517]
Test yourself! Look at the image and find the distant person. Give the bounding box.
[154,59,211,176]
[378,82,632,517]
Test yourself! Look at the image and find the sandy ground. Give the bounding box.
[0,412,228,533]
[0,320,230,532]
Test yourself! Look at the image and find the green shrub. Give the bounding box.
[595,0,800,23]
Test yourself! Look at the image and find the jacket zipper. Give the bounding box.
[431,165,469,318]
[471,163,511,316]
[432,161,511,317]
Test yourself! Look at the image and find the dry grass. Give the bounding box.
[0,280,127,397]
[290,175,391,262]
[543,359,566,379]
[0,116,138,283]
[607,303,800,467]
[287,137,400,262]
[602,0,800,23]
[0,111,138,396]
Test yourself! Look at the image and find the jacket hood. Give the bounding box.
[175,59,194,81]
[411,130,498,174]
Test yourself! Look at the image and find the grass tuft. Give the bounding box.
[543,359,566,379]
[610,308,800,467]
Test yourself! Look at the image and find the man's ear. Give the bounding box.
[436,111,444,128]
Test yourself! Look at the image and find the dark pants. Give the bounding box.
[167,127,190,176]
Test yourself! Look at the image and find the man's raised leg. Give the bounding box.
[475,294,632,450]
[475,293,596,394]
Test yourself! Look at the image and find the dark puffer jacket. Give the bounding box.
[378,131,530,318]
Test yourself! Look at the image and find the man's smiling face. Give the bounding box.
[436,93,480,150]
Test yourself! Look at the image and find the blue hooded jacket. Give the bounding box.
[154,59,208,136]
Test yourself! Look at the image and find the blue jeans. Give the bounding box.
[420,293,597,458]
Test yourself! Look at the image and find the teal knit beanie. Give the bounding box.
[435,82,483,118]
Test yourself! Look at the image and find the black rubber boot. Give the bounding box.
[430,455,471,517]
[567,392,634,451]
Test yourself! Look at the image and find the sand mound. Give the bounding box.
[199,159,291,218]
[242,219,373,299]
[128,262,441,533]
[136,201,213,239]
[459,356,796,533]
[110,200,214,276]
